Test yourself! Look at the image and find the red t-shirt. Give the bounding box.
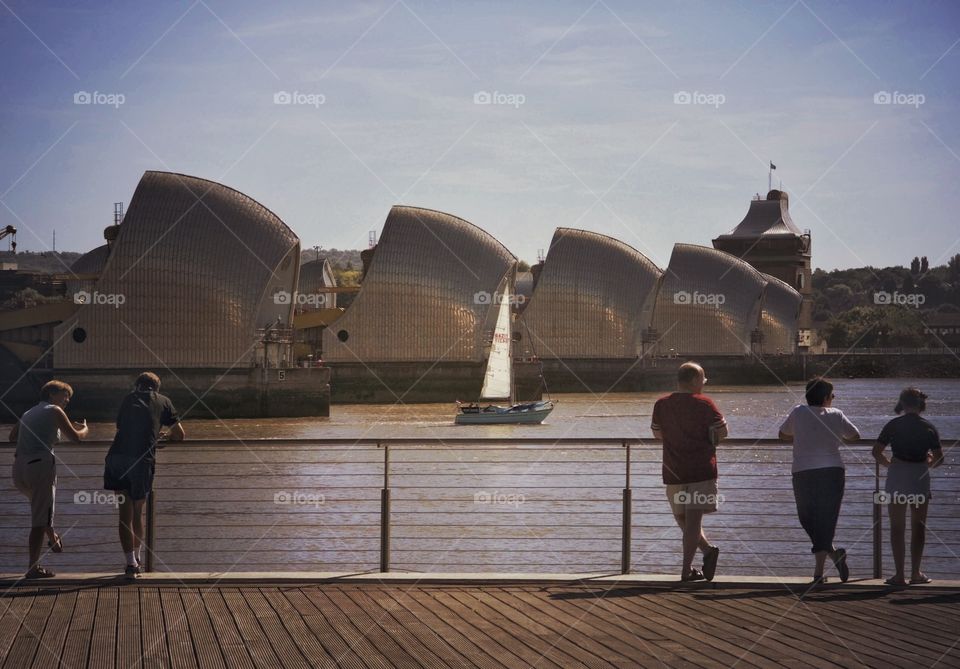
[651,392,726,484]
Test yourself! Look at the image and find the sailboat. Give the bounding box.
[455,280,554,425]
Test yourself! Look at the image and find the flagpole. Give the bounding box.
[768,162,772,192]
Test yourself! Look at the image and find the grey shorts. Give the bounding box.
[12,456,57,528]
[884,459,932,502]
[666,479,720,515]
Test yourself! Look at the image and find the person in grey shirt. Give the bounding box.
[8,380,88,578]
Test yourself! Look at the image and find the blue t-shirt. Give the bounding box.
[107,390,179,463]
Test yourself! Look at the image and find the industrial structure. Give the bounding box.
[520,228,662,359]
[0,171,330,419]
[712,190,813,346]
[1,173,815,409]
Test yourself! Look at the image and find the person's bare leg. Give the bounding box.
[673,512,711,553]
[910,502,929,582]
[683,509,705,576]
[118,498,135,553]
[888,503,907,582]
[28,527,45,570]
[131,500,145,560]
[813,550,828,578]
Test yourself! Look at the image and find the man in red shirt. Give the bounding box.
[651,362,728,581]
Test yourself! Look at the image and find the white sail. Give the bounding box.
[479,284,513,401]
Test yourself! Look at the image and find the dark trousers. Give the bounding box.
[792,467,845,553]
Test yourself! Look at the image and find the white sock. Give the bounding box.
[125,550,138,567]
[134,545,142,564]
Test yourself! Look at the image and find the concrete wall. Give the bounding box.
[5,367,330,421]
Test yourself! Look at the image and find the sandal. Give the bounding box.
[25,565,55,579]
[702,546,720,581]
[884,576,907,586]
[810,574,828,586]
[910,574,932,584]
[681,568,706,582]
[830,548,848,582]
[48,533,63,553]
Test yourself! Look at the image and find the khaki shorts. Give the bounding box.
[12,456,57,528]
[666,479,720,515]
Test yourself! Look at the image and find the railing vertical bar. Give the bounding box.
[621,440,632,575]
[873,459,882,579]
[380,443,391,573]
[145,491,156,573]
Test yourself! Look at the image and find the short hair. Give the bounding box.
[805,378,833,406]
[895,387,927,414]
[677,362,704,386]
[40,380,73,401]
[135,372,161,391]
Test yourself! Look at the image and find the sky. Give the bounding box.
[0,0,958,272]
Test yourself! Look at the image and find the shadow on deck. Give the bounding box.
[1,577,958,668]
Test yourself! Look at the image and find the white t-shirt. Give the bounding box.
[778,405,860,473]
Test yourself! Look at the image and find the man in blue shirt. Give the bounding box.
[104,372,184,578]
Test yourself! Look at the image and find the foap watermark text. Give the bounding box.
[673,290,726,306]
[74,290,125,308]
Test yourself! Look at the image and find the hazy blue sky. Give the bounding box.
[1,0,958,271]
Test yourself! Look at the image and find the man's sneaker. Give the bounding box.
[124,564,142,580]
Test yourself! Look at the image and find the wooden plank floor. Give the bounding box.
[1,583,958,668]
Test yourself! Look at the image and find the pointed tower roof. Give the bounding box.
[714,190,803,241]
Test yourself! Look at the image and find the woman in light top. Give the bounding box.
[873,387,943,585]
[778,378,861,584]
[9,380,88,578]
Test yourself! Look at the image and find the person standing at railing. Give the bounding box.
[103,372,185,579]
[778,378,860,585]
[8,380,89,579]
[872,387,944,586]
[651,361,727,582]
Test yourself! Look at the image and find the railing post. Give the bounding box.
[621,440,632,575]
[145,490,156,573]
[380,443,391,573]
[873,459,882,579]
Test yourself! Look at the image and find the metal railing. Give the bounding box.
[1,438,956,578]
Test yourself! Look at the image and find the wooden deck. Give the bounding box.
[1,581,959,668]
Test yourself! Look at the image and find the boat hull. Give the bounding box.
[454,401,555,425]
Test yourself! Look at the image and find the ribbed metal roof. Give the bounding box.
[520,228,662,359]
[650,244,767,355]
[760,273,802,354]
[54,171,300,368]
[298,258,338,309]
[714,191,803,240]
[70,244,110,274]
[322,206,515,363]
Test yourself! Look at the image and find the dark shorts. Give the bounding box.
[104,453,154,502]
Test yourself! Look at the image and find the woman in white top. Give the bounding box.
[9,380,88,578]
[778,378,861,584]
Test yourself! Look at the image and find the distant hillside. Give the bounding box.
[0,250,81,273]
[812,254,960,348]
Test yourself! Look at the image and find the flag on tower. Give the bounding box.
[770,161,777,170]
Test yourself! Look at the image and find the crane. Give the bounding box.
[0,225,15,253]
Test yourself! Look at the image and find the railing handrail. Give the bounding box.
[0,437,927,448]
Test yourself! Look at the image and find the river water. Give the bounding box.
[2,378,958,579]
[76,377,960,441]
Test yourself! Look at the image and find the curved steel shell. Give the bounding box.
[66,244,110,298]
[650,244,766,355]
[760,273,802,354]
[298,258,338,309]
[54,171,299,368]
[520,228,662,359]
[322,206,515,363]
